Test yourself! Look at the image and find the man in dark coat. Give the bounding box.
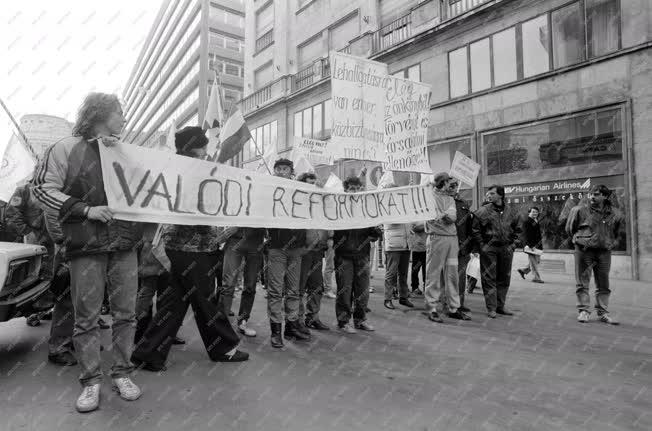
[471,185,522,318]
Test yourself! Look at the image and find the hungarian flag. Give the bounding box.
[203,76,225,131]
[216,108,252,163]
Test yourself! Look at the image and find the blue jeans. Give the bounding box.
[266,248,302,323]
[221,242,263,323]
[574,247,612,315]
[69,251,138,386]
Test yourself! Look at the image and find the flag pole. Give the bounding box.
[0,96,38,160]
[251,134,272,175]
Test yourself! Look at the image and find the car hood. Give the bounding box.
[0,242,48,259]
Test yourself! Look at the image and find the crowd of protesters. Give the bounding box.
[0,92,624,413]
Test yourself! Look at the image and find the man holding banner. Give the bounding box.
[32,93,143,413]
[266,158,311,348]
[132,126,247,370]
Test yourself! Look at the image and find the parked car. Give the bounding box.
[0,241,51,322]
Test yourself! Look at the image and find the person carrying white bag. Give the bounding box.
[465,253,481,294]
[517,207,545,284]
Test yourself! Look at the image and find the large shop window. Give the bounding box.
[481,107,628,252]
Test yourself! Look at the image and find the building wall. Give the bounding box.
[122,0,245,147]
[20,115,72,159]
[377,0,652,280]
[240,0,652,280]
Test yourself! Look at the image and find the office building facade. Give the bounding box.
[240,0,652,281]
[20,114,72,159]
[122,0,245,149]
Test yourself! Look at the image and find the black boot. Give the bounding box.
[270,321,283,348]
[284,320,311,341]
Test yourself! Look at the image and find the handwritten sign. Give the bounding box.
[291,136,334,166]
[100,144,442,229]
[449,151,480,186]
[383,76,432,173]
[330,51,389,162]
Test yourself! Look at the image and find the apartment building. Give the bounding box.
[240,0,652,281]
[122,0,245,149]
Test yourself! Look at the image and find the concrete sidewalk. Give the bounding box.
[0,271,650,431]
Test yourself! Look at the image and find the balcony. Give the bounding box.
[291,57,330,92]
[370,0,498,55]
[240,77,288,115]
[255,29,274,53]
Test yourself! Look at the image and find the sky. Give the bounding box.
[1,0,161,143]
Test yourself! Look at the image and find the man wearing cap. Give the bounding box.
[266,158,310,348]
[423,173,471,323]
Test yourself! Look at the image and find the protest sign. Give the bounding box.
[449,151,480,186]
[383,76,432,173]
[330,51,389,162]
[99,143,442,230]
[291,136,334,166]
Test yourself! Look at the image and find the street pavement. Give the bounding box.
[1,271,651,431]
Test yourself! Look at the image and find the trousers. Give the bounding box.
[424,236,460,314]
[69,251,138,386]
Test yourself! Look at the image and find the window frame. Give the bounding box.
[446,0,623,100]
[292,99,331,142]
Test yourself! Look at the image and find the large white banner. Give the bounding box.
[100,144,441,229]
[383,76,432,173]
[330,51,389,162]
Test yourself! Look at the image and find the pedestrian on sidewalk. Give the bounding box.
[382,183,414,310]
[518,207,545,284]
[566,184,624,325]
[334,176,381,334]
[471,185,522,318]
[408,222,427,297]
[33,93,143,413]
[132,126,247,373]
[450,181,474,313]
[424,173,470,323]
[266,159,310,348]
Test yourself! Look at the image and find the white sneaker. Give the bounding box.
[368,287,375,293]
[355,321,375,331]
[599,314,620,325]
[76,383,100,413]
[324,291,336,299]
[112,377,142,401]
[338,323,357,334]
[238,320,257,337]
[577,310,590,323]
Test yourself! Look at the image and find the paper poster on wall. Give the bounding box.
[330,51,390,163]
[383,75,432,173]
